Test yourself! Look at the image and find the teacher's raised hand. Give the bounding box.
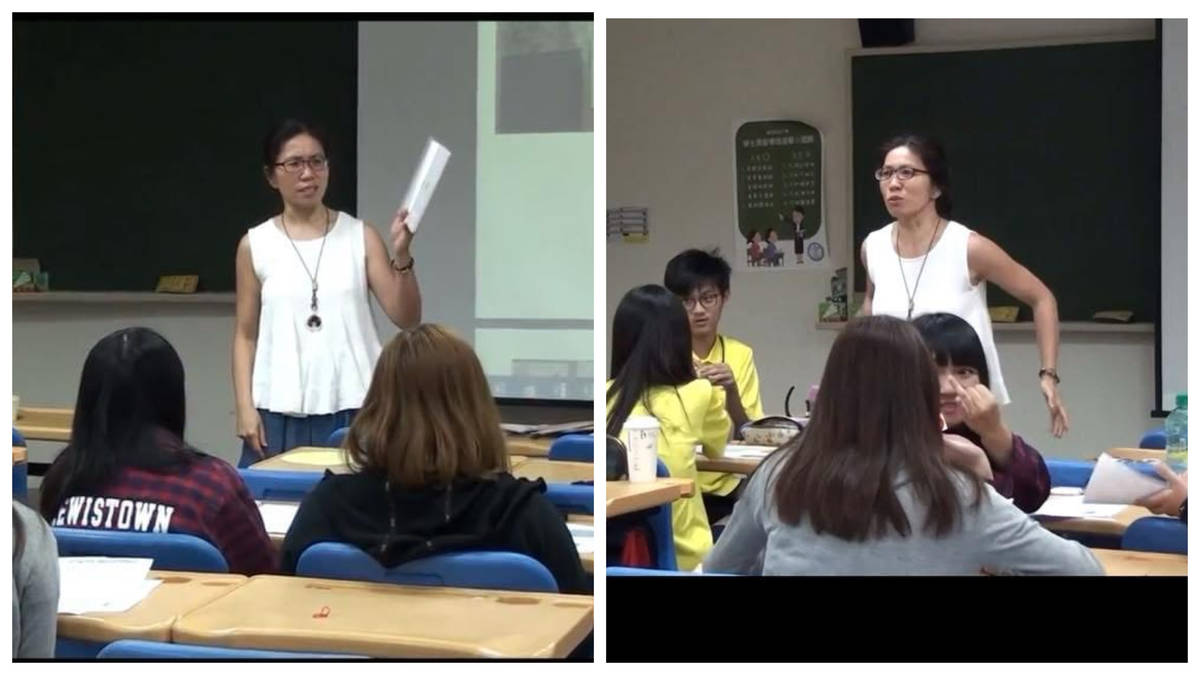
[390,207,415,263]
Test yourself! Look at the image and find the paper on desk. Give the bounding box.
[57,557,161,614]
[1032,494,1127,520]
[568,523,594,554]
[256,501,300,535]
[719,445,776,459]
[399,137,450,233]
[1083,452,1169,505]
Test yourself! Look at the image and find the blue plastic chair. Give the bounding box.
[548,434,595,462]
[606,566,733,576]
[1139,428,1166,449]
[1046,458,1094,488]
[53,527,229,572]
[607,459,679,571]
[97,639,362,659]
[14,427,27,446]
[13,428,28,500]
[296,543,559,592]
[1121,516,1187,555]
[327,426,349,448]
[238,468,323,501]
[544,483,594,515]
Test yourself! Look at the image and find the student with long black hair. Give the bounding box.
[606,285,731,571]
[913,312,1051,513]
[706,316,1099,575]
[40,327,275,575]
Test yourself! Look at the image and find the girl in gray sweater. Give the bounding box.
[13,501,59,657]
[705,316,1101,576]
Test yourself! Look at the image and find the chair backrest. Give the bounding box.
[606,566,733,576]
[548,434,595,462]
[544,483,594,515]
[97,639,360,659]
[13,427,27,446]
[1121,516,1187,555]
[327,426,350,448]
[238,468,323,501]
[53,527,229,572]
[296,542,559,592]
[1045,458,1094,488]
[1138,428,1167,449]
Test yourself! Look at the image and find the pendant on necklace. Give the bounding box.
[307,314,322,331]
[907,300,915,321]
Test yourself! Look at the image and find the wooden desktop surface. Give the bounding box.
[1091,547,1187,576]
[171,574,593,658]
[56,571,247,644]
[14,405,73,442]
[605,478,695,517]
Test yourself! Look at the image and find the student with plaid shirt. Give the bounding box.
[40,328,275,575]
[914,313,1051,513]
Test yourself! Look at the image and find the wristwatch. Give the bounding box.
[1038,368,1060,384]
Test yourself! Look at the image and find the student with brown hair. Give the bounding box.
[705,315,1100,575]
[280,324,588,594]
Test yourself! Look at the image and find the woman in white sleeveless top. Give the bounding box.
[231,119,422,466]
[860,134,1068,437]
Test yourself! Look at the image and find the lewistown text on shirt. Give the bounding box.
[52,496,175,533]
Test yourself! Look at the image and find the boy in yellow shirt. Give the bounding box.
[664,249,765,524]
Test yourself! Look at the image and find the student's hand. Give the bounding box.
[236,407,267,458]
[948,377,1004,437]
[1135,462,1188,516]
[942,433,994,482]
[697,362,737,391]
[391,207,415,262]
[1039,376,1069,438]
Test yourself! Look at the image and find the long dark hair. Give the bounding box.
[913,312,991,447]
[605,285,695,436]
[770,315,981,541]
[880,133,953,219]
[40,327,201,519]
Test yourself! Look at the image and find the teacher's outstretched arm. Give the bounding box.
[968,232,1070,438]
[365,208,422,330]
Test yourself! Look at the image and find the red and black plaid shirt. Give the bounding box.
[48,456,276,575]
[989,433,1051,513]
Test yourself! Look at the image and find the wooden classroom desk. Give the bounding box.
[172,575,594,658]
[511,457,593,483]
[13,445,27,465]
[1105,447,1167,461]
[1034,504,1154,537]
[251,449,593,485]
[1091,548,1187,576]
[14,405,73,442]
[57,571,247,645]
[505,435,553,458]
[605,478,695,517]
[695,454,761,475]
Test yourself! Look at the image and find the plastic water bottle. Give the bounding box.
[1164,393,1187,471]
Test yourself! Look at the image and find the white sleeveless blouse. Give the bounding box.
[247,211,383,415]
[864,220,1010,405]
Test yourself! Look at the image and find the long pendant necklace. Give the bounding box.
[896,217,942,321]
[281,207,331,331]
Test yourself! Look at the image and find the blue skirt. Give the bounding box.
[238,408,358,468]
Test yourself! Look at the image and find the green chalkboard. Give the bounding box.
[851,40,1159,322]
[13,19,359,292]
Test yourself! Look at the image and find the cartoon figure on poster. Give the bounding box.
[733,119,830,269]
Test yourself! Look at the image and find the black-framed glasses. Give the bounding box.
[274,155,329,174]
[874,166,929,182]
[681,292,722,310]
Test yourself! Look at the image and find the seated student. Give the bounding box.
[664,249,764,525]
[13,502,59,658]
[606,285,732,571]
[280,324,589,594]
[39,327,275,576]
[913,313,1051,513]
[705,316,1102,575]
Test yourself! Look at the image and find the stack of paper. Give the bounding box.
[567,523,594,555]
[256,501,300,536]
[1032,494,1127,520]
[58,557,160,614]
[399,137,451,233]
[720,445,776,460]
[1083,453,1168,504]
[500,420,593,437]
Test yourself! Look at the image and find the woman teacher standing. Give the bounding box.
[860,134,1068,437]
[233,119,422,466]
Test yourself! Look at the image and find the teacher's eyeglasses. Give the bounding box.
[874,166,929,182]
[274,155,329,174]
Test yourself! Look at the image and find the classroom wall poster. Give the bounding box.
[732,120,830,270]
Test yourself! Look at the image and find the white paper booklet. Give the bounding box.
[568,523,595,554]
[57,557,161,614]
[1083,452,1169,505]
[399,137,451,233]
[256,501,300,535]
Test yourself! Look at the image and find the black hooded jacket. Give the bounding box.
[280,469,589,594]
